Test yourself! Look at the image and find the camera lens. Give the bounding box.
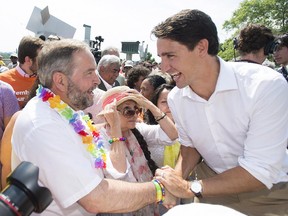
[0,162,52,216]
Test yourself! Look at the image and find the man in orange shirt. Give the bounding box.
[0,36,44,109]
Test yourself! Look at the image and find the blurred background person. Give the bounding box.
[0,55,9,73]
[235,24,275,66]
[7,53,19,69]
[0,55,6,67]
[140,74,167,101]
[0,36,44,109]
[144,83,180,168]
[126,65,150,92]
[122,60,134,78]
[273,33,288,82]
[97,54,121,91]
[101,46,125,86]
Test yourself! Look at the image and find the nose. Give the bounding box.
[159,59,170,73]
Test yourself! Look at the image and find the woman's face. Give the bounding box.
[140,78,154,100]
[134,75,145,92]
[157,88,173,121]
[117,100,141,131]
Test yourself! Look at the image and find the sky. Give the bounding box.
[0,0,243,61]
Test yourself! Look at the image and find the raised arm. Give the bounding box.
[127,89,178,140]
[102,99,127,173]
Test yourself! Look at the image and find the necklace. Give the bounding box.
[37,85,107,169]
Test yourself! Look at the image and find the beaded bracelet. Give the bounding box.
[155,113,167,122]
[152,179,165,204]
[108,137,126,144]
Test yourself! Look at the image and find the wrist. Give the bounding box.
[108,137,126,144]
[155,112,167,122]
[152,179,165,204]
[189,180,203,198]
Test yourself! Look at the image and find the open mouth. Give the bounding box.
[171,72,181,81]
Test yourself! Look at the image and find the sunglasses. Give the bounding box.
[117,106,141,118]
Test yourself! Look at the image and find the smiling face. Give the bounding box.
[117,100,140,132]
[66,49,100,110]
[101,63,121,85]
[157,38,204,89]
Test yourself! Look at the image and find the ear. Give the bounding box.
[24,56,33,66]
[52,72,68,92]
[196,39,209,57]
[99,65,105,73]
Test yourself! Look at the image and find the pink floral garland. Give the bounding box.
[37,85,107,169]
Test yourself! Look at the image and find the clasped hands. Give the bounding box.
[154,166,190,209]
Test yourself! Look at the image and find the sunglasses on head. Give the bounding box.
[117,106,141,118]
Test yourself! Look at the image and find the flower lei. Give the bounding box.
[37,85,107,169]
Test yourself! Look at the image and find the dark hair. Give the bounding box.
[237,24,274,55]
[151,9,219,55]
[131,128,158,175]
[276,33,288,48]
[18,36,44,64]
[145,75,167,91]
[144,84,174,124]
[127,65,150,89]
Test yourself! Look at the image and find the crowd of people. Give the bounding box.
[0,8,287,216]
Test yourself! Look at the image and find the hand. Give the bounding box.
[162,188,178,209]
[124,89,154,109]
[155,166,191,199]
[103,99,121,128]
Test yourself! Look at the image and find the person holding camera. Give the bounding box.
[11,39,169,216]
[152,9,288,216]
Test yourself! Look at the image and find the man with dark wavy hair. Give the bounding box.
[152,9,288,216]
[235,24,275,65]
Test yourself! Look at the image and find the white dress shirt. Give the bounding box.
[168,57,288,189]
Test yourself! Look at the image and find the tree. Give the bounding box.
[145,52,155,63]
[218,0,288,60]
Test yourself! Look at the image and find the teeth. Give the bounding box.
[171,73,180,78]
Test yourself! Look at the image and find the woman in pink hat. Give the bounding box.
[97,85,178,216]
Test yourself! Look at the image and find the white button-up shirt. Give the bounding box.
[168,57,288,188]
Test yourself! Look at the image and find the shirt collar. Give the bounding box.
[182,57,238,99]
[97,72,113,90]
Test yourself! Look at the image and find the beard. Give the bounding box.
[66,79,94,110]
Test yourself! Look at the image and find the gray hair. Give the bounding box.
[97,54,120,71]
[37,39,91,88]
[101,46,120,57]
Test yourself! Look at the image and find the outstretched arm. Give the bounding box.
[78,179,157,214]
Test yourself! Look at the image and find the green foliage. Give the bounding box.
[145,52,155,63]
[223,0,287,33]
[218,39,238,62]
[219,0,287,59]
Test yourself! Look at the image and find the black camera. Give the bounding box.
[0,162,52,216]
[264,39,280,55]
[90,36,104,63]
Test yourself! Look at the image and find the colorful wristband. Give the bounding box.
[108,137,126,144]
[152,179,165,204]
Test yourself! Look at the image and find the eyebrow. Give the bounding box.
[158,51,175,57]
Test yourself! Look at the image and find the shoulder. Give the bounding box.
[0,80,14,91]
[114,80,120,86]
